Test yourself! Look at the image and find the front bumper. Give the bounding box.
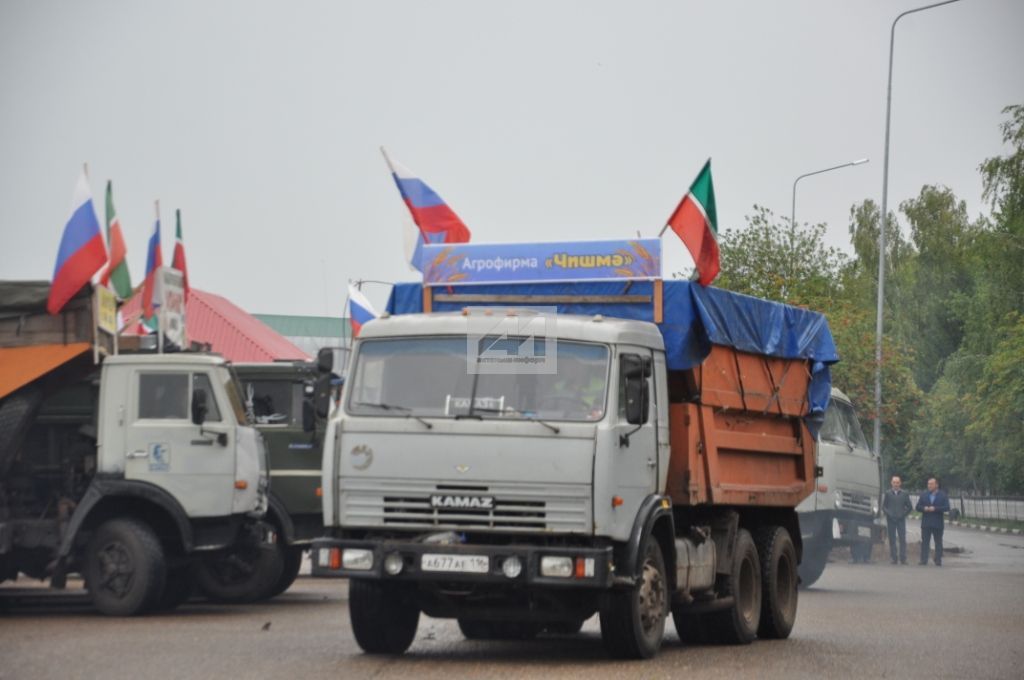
[311,537,614,589]
[801,509,883,546]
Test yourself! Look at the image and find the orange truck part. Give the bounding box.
[666,344,816,508]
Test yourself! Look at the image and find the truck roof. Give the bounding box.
[360,311,665,350]
[103,353,228,367]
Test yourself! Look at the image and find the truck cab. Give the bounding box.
[796,388,883,585]
[0,350,270,615]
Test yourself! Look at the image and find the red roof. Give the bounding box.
[121,288,309,363]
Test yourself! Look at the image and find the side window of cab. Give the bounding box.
[138,373,190,420]
[138,372,222,421]
[192,373,223,422]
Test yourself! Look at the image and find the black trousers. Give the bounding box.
[920,524,944,564]
[887,517,907,562]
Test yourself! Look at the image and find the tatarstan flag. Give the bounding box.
[100,180,132,299]
[665,159,719,286]
[172,209,189,300]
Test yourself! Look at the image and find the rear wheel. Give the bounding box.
[84,518,166,616]
[599,534,668,659]
[195,542,283,603]
[755,526,798,639]
[350,580,420,654]
[704,528,761,645]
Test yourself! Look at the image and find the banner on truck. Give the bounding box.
[157,267,187,350]
[420,239,662,286]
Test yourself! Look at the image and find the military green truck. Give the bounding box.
[193,353,334,601]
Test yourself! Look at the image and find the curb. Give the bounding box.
[949,520,1022,535]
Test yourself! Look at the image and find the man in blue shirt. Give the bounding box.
[916,477,951,566]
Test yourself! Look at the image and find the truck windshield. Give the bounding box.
[347,337,609,422]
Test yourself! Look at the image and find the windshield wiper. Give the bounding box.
[353,401,433,430]
[470,406,561,434]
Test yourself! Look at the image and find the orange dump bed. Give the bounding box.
[666,344,816,508]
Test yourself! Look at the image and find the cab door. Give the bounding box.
[609,345,659,492]
[123,368,235,518]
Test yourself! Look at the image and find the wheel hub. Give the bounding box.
[638,558,666,633]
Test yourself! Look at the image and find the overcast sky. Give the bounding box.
[1,0,1021,317]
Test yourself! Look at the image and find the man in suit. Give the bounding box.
[883,474,913,564]
[916,477,951,566]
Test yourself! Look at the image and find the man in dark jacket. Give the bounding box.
[883,474,913,564]
[916,477,951,566]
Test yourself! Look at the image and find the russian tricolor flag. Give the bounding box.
[47,169,108,315]
[141,204,163,320]
[348,285,377,338]
[381,148,471,271]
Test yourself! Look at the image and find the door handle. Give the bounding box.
[126,450,147,459]
[647,459,656,468]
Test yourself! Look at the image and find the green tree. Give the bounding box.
[896,186,980,392]
[965,314,1024,492]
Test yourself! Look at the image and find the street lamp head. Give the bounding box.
[852,158,869,166]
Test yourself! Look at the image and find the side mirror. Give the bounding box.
[317,348,334,374]
[620,354,650,426]
[313,374,333,419]
[191,388,208,426]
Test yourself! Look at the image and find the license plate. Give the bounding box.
[857,526,872,538]
[421,553,489,574]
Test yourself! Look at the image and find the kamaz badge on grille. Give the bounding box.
[430,495,495,510]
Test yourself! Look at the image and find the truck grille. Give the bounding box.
[841,490,873,514]
[340,479,591,533]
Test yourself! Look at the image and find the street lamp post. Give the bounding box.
[873,0,963,461]
[788,158,868,297]
[790,158,870,235]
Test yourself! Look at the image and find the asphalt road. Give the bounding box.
[2,524,1023,680]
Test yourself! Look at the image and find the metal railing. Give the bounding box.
[910,493,1024,522]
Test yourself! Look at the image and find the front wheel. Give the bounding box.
[350,580,420,654]
[798,537,830,588]
[599,534,668,659]
[84,518,166,616]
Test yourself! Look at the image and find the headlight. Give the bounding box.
[872,498,880,516]
[501,556,523,579]
[540,556,573,578]
[342,548,374,570]
[383,552,404,575]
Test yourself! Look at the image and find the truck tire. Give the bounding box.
[195,543,284,603]
[798,538,830,588]
[755,526,798,639]
[84,518,167,616]
[265,546,304,599]
[153,565,195,612]
[457,619,542,640]
[599,534,668,659]
[349,579,420,654]
[704,528,761,645]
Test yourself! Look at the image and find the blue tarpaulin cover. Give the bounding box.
[386,280,838,428]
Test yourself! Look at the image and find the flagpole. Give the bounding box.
[155,200,163,354]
